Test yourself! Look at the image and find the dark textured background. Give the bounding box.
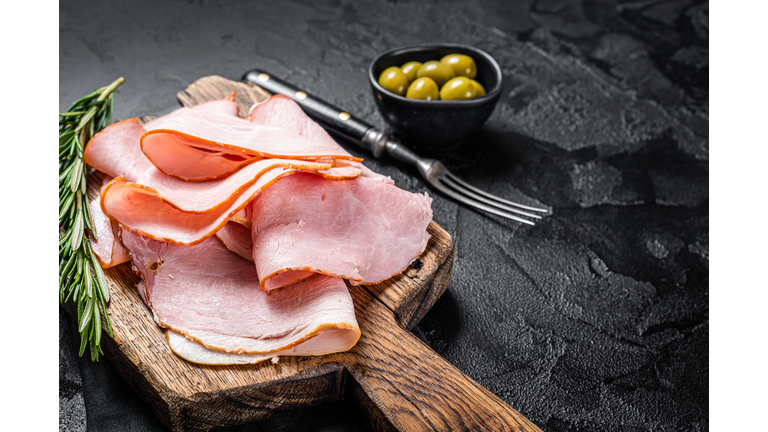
[59,0,709,430]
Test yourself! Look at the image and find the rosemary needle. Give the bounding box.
[59,77,124,361]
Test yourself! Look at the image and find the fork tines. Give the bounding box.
[432,168,548,225]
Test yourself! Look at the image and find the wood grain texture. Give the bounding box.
[62,76,541,432]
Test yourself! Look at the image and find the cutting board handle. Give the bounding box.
[345,287,542,432]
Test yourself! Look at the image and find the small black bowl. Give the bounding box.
[368,44,503,149]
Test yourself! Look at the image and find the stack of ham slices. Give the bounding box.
[85,94,433,365]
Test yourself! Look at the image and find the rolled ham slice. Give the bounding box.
[121,230,360,357]
[141,108,362,181]
[252,173,433,292]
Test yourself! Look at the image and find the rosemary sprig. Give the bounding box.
[59,77,124,361]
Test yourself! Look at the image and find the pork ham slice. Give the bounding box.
[121,230,360,357]
[229,205,252,229]
[89,180,130,268]
[215,221,253,262]
[246,96,432,292]
[141,108,361,181]
[101,161,359,246]
[89,197,130,268]
[85,106,361,245]
[249,95,393,185]
[84,118,153,182]
[126,158,359,214]
[166,327,357,365]
[251,173,433,292]
[182,97,239,117]
[84,97,241,182]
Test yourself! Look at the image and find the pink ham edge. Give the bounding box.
[89,179,130,268]
[214,218,315,288]
[215,221,253,262]
[183,97,239,117]
[251,173,433,292]
[82,99,242,182]
[109,222,131,265]
[88,96,362,362]
[101,161,359,246]
[85,99,360,246]
[84,118,154,182]
[121,230,360,356]
[141,107,362,181]
[249,95,393,185]
[166,328,358,365]
[129,158,359,214]
[229,204,252,229]
[246,96,432,292]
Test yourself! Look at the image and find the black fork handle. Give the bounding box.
[243,69,374,141]
[244,69,406,160]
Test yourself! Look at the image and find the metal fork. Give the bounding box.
[243,69,548,225]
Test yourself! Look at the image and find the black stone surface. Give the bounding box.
[59,1,709,431]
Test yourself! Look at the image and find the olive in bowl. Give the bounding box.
[440,53,477,79]
[406,77,439,100]
[401,61,422,81]
[415,61,455,88]
[377,66,410,96]
[368,44,502,147]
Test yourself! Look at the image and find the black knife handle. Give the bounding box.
[243,69,375,142]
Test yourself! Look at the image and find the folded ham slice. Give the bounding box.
[82,92,435,366]
[84,96,239,180]
[244,96,432,292]
[121,230,360,357]
[229,205,252,229]
[84,118,154,182]
[142,108,362,181]
[86,99,364,246]
[101,161,359,246]
[251,173,433,292]
[249,95,393,185]
[89,180,130,268]
[183,97,239,117]
[215,221,253,262]
[90,197,130,268]
[125,158,360,214]
[166,327,357,365]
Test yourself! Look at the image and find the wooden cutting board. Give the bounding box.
[63,76,542,432]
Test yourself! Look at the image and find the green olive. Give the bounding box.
[406,77,439,100]
[469,79,486,97]
[416,61,455,88]
[439,77,477,100]
[440,54,477,79]
[401,61,422,82]
[378,66,410,96]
